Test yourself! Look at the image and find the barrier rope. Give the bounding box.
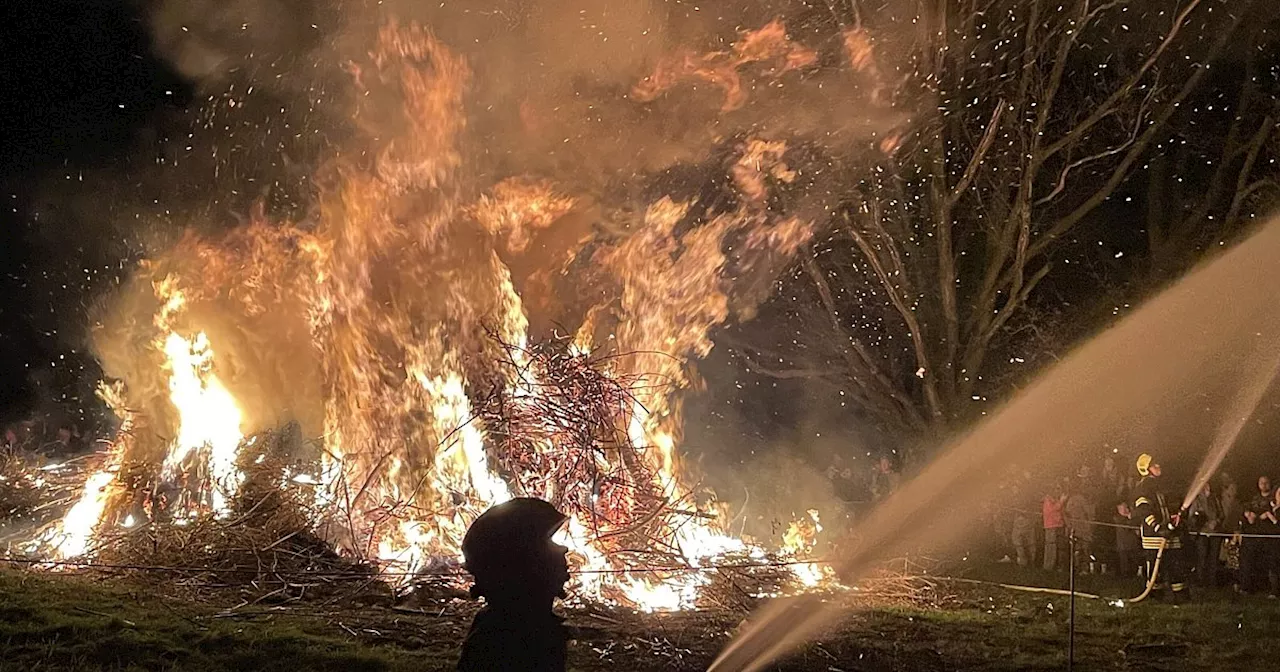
[1002,505,1275,539]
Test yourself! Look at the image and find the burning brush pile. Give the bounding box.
[11,12,903,611]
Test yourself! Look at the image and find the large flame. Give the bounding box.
[159,328,245,517]
[34,17,871,610]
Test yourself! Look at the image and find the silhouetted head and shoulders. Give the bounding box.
[457,497,571,672]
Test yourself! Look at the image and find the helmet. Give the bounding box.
[1136,453,1153,477]
[462,498,568,584]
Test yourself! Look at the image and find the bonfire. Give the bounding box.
[10,14,901,611]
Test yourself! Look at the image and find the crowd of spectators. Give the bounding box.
[824,453,902,515]
[2,417,85,456]
[989,457,1280,595]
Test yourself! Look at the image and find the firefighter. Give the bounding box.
[1132,453,1189,602]
[457,497,571,672]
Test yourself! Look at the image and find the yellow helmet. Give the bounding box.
[1136,453,1153,476]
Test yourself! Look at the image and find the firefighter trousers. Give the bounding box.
[1146,544,1189,598]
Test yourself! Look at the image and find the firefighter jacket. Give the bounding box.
[1133,476,1181,550]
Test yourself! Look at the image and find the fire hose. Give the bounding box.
[1126,537,1167,604]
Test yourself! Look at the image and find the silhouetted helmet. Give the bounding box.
[462,498,568,589]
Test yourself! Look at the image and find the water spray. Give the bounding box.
[710,217,1280,672]
[1181,347,1280,512]
[1127,347,1280,605]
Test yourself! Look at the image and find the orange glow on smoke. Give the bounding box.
[35,18,854,610]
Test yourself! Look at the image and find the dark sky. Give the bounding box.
[0,2,190,422]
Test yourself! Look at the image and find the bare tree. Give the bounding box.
[729,0,1274,447]
[1144,39,1280,280]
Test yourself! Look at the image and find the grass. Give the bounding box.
[0,565,1275,671]
[0,569,446,671]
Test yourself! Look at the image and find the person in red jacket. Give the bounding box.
[1043,480,1068,571]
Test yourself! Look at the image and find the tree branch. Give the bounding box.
[1038,0,1205,164]
[950,101,1006,205]
[1026,0,1091,162]
[958,262,1051,401]
[801,255,928,429]
[1029,13,1240,259]
[927,127,961,400]
[985,263,1052,342]
[1033,89,1150,207]
[736,351,840,383]
[842,208,944,421]
[1168,57,1260,240]
[1224,116,1276,227]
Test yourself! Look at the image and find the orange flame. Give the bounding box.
[633,19,818,112]
[39,19,833,609]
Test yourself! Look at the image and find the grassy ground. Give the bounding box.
[0,564,1274,671]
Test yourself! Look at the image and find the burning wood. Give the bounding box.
[14,332,832,609]
[482,334,735,569]
[15,18,843,613]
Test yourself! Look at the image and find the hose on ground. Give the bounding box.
[1126,537,1167,604]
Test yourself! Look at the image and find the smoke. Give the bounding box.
[142,0,904,185]
[41,0,923,573]
[91,3,908,350]
[147,0,336,87]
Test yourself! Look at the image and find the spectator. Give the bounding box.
[826,456,862,505]
[1113,500,1141,577]
[1101,456,1120,490]
[1221,479,1243,529]
[824,455,844,483]
[1043,480,1068,571]
[1251,475,1273,514]
[870,455,901,502]
[1189,481,1225,587]
[1266,490,1280,598]
[1221,480,1243,585]
[1065,477,1096,572]
[991,476,1016,563]
[1010,471,1037,567]
[1240,499,1269,594]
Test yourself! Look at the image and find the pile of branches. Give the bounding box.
[851,556,954,609]
[481,333,715,566]
[0,448,47,521]
[90,429,377,601]
[696,552,826,612]
[0,449,103,547]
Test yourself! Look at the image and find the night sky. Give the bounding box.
[0,3,190,424]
